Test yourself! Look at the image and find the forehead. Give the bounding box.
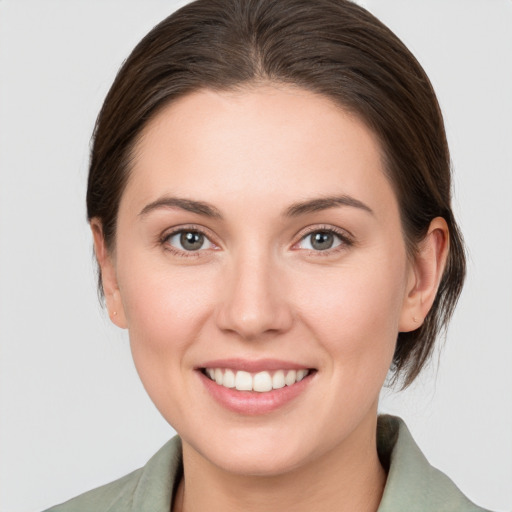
[124,85,397,219]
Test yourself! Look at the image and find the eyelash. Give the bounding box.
[159,225,354,258]
[160,225,218,259]
[293,225,354,256]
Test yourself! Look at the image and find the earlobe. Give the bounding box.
[399,217,450,332]
[90,219,127,329]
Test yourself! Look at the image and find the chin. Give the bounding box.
[183,424,318,477]
[212,449,307,477]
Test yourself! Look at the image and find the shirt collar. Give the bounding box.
[129,415,484,511]
[377,415,485,511]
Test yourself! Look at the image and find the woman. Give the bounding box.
[44,0,492,510]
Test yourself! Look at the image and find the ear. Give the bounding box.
[399,217,450,332]
[90,218,127,329]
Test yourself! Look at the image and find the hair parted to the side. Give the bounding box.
[87,0,466,388]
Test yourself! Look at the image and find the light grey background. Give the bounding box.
[0,1,510,511]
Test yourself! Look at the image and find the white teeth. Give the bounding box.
[296,369,307,382]
[285,370,297,386]
[253,371,273,392]
[205,368,310,391]
[272,370,285,389]
[235,370,253,391]
[223,369,235,388]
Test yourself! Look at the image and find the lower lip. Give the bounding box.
[198,371,314,415]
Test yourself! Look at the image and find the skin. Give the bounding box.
[92,85,448,512]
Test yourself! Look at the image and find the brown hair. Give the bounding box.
[87,0,465,387]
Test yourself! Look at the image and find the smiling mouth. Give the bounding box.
[201,368,314,392]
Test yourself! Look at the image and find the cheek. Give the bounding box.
[117,257,216,357]
[116,260,221,424]
[295,253,407,371]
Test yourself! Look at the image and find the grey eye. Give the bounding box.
[298,230,343,251]
[167,230,213,251]
[311,232,334,250]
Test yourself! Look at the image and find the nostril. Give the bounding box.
[215,298,294,340]
[213,260,295,340]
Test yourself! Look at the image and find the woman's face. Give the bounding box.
[101,85,418,476]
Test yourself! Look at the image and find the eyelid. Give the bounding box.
[292,224,354,252]
[158,223,354,257]
[159,224,220,256]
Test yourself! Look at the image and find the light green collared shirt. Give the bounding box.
[44,416,492,511]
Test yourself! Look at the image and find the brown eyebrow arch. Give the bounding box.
[139,196,223,219]
[285,195,374,217]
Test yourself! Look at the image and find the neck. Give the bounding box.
[173,414,386,512]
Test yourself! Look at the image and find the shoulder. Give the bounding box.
[43,436,182,512]
[43,468,144,512]
[377,415,492,512]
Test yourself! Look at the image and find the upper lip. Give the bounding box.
[197,358,313,373]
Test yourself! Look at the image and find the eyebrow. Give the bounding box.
[139,197,223,219]
[285,195,374,217]
[138,194,373,219]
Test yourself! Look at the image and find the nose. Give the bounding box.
[215,250,294,341]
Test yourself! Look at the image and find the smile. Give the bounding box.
[198,359,316,414]
[203,368,310,392]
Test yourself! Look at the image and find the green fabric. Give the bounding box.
[44,415,491,512]
[44,437,181,512]
[376,416,490,512]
